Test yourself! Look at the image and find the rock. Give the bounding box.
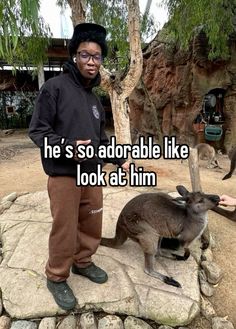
[0,190,200,326]
[201,261,223,284]
[200,296,216,320]
[212,317,235,329]
[98,315,124,329]
[3,129,15,136]
[15,192,29,198]
[189,238,202,264]
[0,315,11,329]
[209,234,216,249]
[201,248,213,262]
[0,292,2,315]
[158,326,174,329]
[199,270,214,297]
[38,317,56,329]
[124,316,152,328]
[1,201,12,210]
[10,320,37,329]
[80,312,97,329]
[57,315,77,329]
[200,279,214,297]
[0,205,4,214]
[129,29,236,148]
[1,192,17,204]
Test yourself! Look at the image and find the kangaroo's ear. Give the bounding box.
[176,185,189,197]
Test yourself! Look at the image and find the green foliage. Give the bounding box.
[7,19,51,75]
[56,1,157,72]
[85,0,131,71]
[0,0,51,71]
[163,0,236,59]
[141,12,157,42]
[89,1,157,71]
[141,0,158,42]
[0,90,37,129]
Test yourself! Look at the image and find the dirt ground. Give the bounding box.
[0,130,235,328]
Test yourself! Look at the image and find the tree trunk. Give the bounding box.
[67,0,86,26]
[188,148,210,248]
[105,0,143,145]
[109,91,131,144]
[67,0,143,145]
[37,63,45,89]
[188,148,202,192]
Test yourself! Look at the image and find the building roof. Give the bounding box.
[0,38,69,91]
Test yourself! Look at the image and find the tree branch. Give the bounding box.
[121,0,143,99]
[99,65,112,94]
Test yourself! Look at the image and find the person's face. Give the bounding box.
[75,41,102,81]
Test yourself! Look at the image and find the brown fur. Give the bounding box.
[194,143,220,168]
[222,146,236,180]
[101,186,220,288]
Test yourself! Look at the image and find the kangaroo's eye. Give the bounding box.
[199,198,204,203]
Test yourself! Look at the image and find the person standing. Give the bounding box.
[29,23,129,310]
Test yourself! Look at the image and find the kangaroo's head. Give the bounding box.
[176,185,220,214]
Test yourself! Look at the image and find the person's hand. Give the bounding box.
[74,139,91,161]
[76,139,91,146]
[121,161,130,172]
[219,194,236,207]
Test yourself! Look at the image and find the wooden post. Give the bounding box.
[188,148,202,192]
[188,148,210,248]
[37,63,45,90]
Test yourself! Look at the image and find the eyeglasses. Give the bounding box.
[77,51,103,64]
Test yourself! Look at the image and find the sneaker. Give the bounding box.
[47,279,76,310]
[71,262,108,284]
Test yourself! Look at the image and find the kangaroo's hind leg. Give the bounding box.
[214,159,221,169]
[157,238,190,261]
[210,154,221,169]
[207,153,217,169]
[137,232,181,288]
[144,253,181,287]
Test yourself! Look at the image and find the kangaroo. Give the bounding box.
[222,147,236,180]
[101,186,220,288]
[194,143,220,169]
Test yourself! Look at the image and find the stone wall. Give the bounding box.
[129,32,236,151]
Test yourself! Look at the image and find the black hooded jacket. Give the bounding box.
[29,60,124,177]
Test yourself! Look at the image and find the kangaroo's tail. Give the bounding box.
[222,159,236,180]
[100,224,128,248]
[222,172,232,180]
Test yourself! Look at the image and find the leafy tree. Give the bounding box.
[162,0,236,59]
[58,0,145,145]
[0,0,51,71]
[57,0,157,71]
[55,0,152,144]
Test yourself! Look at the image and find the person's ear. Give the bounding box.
[73,56,76,63]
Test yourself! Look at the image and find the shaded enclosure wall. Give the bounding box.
[129,31,236,152]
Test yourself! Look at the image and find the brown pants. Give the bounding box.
[46,176,103,282]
